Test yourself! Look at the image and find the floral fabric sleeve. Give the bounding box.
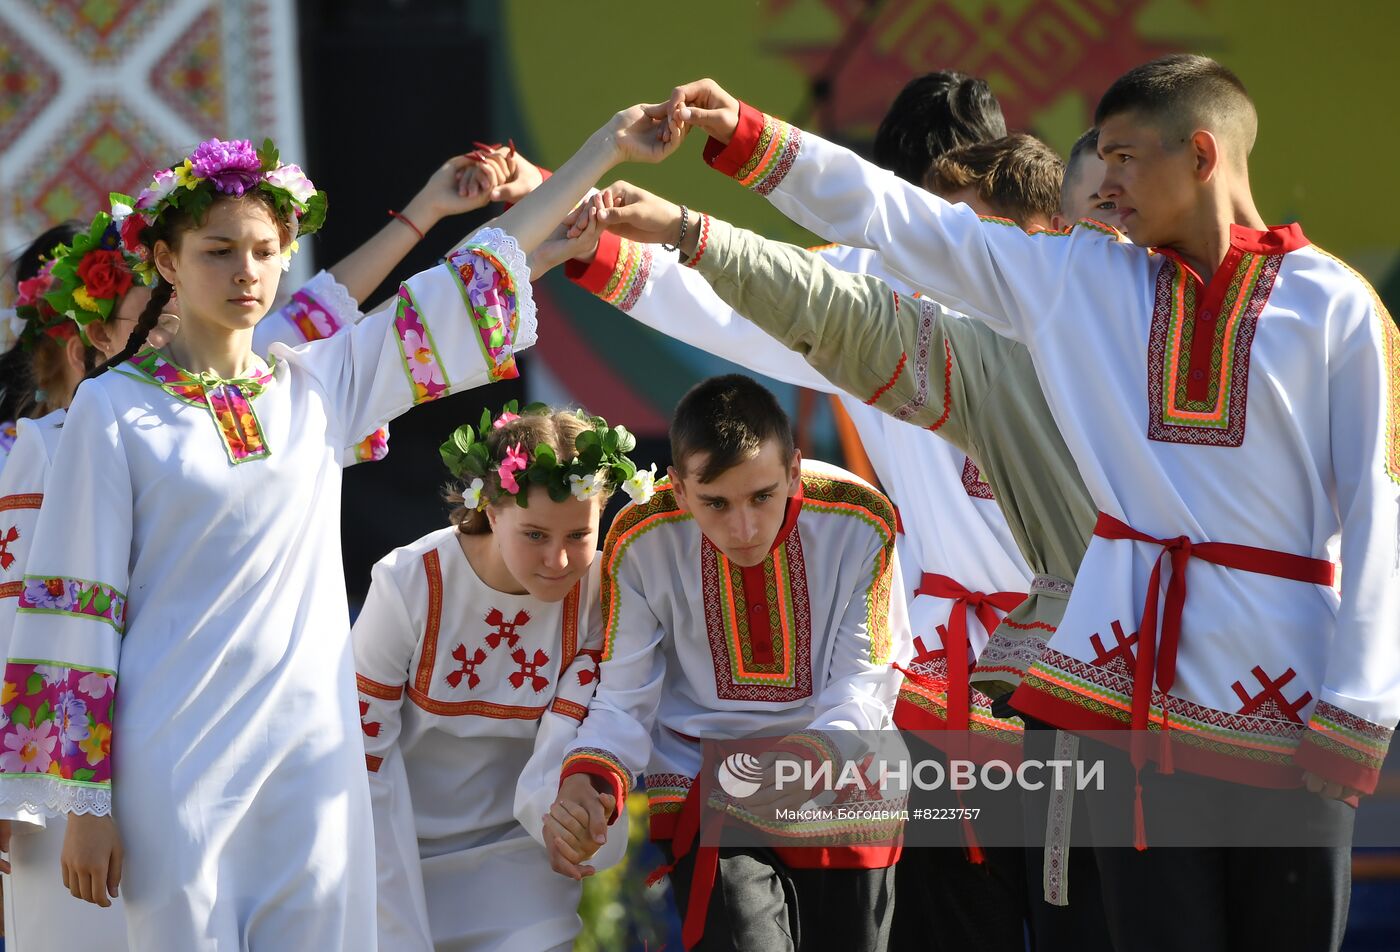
[282,227,538,453]
[0,385,131,817]
[252,270,391,466]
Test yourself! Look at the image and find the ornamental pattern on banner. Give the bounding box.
[0,0,309,288]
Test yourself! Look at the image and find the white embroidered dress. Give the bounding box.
[705,103,1400,794]
[353,527,624,952]
[0,272,379,949]
[0,231,535,951]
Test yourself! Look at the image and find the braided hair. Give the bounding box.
[85,278,172,379]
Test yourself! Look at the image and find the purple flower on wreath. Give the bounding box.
[189,138,265,196]
[22,577,77,611]
[55,689,90,757]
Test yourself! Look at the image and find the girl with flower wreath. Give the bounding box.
[0,148,514,950]
[353,402,658,951]
[0,102,680,949]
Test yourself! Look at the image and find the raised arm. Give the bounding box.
[658,80,1126,342]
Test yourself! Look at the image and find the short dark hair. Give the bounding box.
[927,134,1065,227]
[872,71,1007,185]
[670,374,795,483]
[1060,127,1100,213]
[1094,55,1256,161]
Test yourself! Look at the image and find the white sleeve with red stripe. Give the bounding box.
[351,555,433,952]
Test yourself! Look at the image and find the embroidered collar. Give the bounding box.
[1227,221,1309,256]
[120,348,275,406]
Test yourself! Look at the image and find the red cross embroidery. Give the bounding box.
[446,643,488,689]
[910,634,947,666]
[0,525,19,570]
[1089,620,1139,668]
[1231,666,1312,723]
[576,651,601,687]
[484,608,531,650]
[358,700,381,737]
[509,647,551,692]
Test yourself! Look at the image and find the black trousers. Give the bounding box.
[1019,719,1118,951]
[1080,738,1354,952]
[890,734,1029,952]
[663,843,896,952]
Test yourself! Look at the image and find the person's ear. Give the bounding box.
[63,332,87,376]
[1190,129,1220,182]
[85,318,119,358]
[667,465,690,513]
[787,449,803,495]
[153,239,179,288]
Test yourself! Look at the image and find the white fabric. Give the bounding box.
[570,459,910,789]
[352,527,623,951]
[0,228,535,950]
[760,128,1400,743]
[606,240,1030,667]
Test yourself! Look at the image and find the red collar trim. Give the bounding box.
[1228,221,1308,255]
[769,482,805,556]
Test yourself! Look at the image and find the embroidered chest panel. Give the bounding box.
[1146,251,1283,447]
[408,549,579,719]
[701,530,814,702]
[960,456,995,500]
[127,350,273,464]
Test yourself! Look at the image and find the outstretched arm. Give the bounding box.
[328,152,510,303]
[654,79,1128,344]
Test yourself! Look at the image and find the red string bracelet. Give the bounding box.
[388,209,424,241]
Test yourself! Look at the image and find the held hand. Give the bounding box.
[529,202,603,275]
[602,103,690,165]
[1303,770,1360,802]
[61,812,123,907]
[490,149,548,205]
[1,818,12,875]
[586,181,685,246]
[404,152,509,229]
[545,774,615,880]
[645,79,741,145]
[731,750,817,819]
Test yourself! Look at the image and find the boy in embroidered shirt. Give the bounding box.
[654,55,1395,951]
[544,373,909,951]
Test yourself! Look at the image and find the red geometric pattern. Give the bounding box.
[509,647,551,693]
[13,98,171,241]
[1231,666,1311,723]
[0,20,59,151]
[28,0,167,62]
[0,524,18,570]
[149,5,226,135]
[483,608,530,650]
[960,456,995,500]
[445,643,487,690]
[759,0,1177,136]
[1088,619,1138,677]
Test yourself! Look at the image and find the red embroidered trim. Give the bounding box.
[999,618,1057,632]
[1146,253,1282,446]
[960,456,995,500]
[0,581,22,599]
[701,527,814,703]
[356,673,404,701]
[0,493,42,512]
[551,697,588,722]
[925,339,955,433]
[560,582,580,670]
[866,352,907,406]
[365,753,384,773]
[412,550,444,696]
[406,686,546,719]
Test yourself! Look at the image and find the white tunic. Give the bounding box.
[0,272,372,949]
[705,103,1400,793]
[353,527,625,952]
[562,460,910,850]
[0,229,536,950]
[566,232,1032,714]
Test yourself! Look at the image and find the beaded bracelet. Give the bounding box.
[662,204,689,252]
[388,209,424,241]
